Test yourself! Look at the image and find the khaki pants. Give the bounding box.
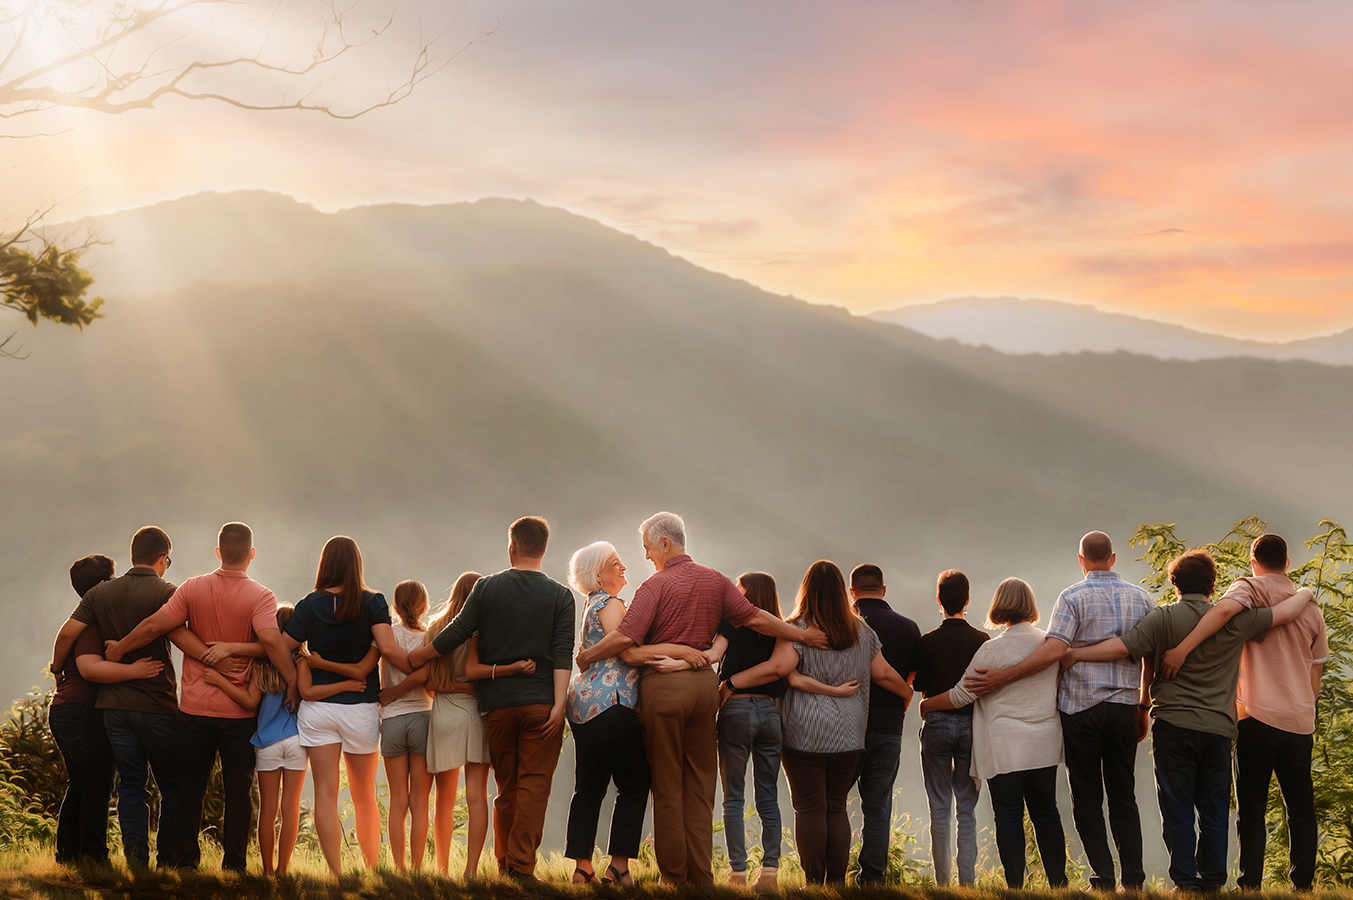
[485,703,563,875]
[640,668,719,884]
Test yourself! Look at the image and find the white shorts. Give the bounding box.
[255,734,307,772]
[297,701,380,755]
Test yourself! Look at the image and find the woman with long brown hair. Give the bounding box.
[724,560,913,885]
[280,535,413,876]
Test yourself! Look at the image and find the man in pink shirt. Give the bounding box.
[106,522,297,871]
[1160,533,1328,890]
[577,511,825,884]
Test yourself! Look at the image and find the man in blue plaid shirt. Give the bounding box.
[964,532,1152,890]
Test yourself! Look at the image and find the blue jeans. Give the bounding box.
[920,710,980,885]
[1152,719,1232,890]
[717,696,782,872]
[852,731,902,884]
[103,709,181,868]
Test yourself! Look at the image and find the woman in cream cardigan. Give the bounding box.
[920,577,1066,889]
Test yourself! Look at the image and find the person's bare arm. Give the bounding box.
[297,659,366,701]
[200,641,267,665]
[786,670,860,697]
[75,654,163,684]
[51,619,89,675]
[704,634,729,667]
[1160,597,1248,678]
[379,667,429,706]
[577,629,635,670]
[201,667,264,710]
[464,636,535,682]
[542,669,568,741]
[372,623,412,675]
[104,611,177,662]
[1061,637,1130,668]
[620,642,709,669]
[870,654,914,705]
[745,609,828,649]
[726,639,799,689]
[1311,662,1323,700]
[919,690,956,717]
[964,637,1067,696]
[307,645,380,680]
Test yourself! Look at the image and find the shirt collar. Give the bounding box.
[854,597,892,611]
[127,566,159,576]
[663,554,693,569]
[213,568,248,578]
[1085,570,1122,581]
[1179,592,1214,609]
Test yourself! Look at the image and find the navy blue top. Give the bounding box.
[855,597,922,734]
[285,589,391,704]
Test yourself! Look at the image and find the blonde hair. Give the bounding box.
[426,572,481,693]
[252,606,297,694]
[985,577,1039,628]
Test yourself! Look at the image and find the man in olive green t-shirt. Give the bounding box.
[1062,549,1313,891]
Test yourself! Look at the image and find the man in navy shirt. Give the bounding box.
[849,564,921,884]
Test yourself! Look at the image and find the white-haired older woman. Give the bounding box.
[563,541,650,885]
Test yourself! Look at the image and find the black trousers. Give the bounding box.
[173,713,258,871]
[781,746,861,885]
[565,704,651,859]
[48,702,115,863]
[988,766,1068,889]
[1061,701,1145,889]
[1236,717,1316,890]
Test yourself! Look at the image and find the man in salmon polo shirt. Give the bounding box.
[1159,533,1329,891]
[576,511,828,884]
[106,522,298,871]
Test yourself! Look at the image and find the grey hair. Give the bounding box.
[639,511,687,551]
[569,541,617,595]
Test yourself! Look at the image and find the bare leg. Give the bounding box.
[277,768,306,876]
[433,768,461,876]
[308,744,344,876]
[257,769,282,876]
[344,751,383,869]
[464,763,491,879]
[409,754,433,871]
[384,753,411,870]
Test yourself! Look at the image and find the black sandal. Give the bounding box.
[603,865,632,885]
[573,867,601,885]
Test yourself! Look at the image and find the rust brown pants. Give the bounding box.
[485,703,563,875]
[639,668,719,884]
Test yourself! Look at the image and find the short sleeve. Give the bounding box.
[1238,607,1273,643]
[71,625,105,659]
[1045,593,1077,646]
[158,581,192,628]
[721,578,759,629]
[70,591,97,626]
[1118,610,1160,661]
[367,593,392,627]
[1221,578,1257,609]
[617,577,660,644]
[1312,613,1331,664]
[718,621,735,641]
[251,589,280,635]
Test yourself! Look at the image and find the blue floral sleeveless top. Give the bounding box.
[566,591,641,725]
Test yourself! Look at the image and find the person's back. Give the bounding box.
[73,569,178,714]
[782,621,879,754]
[913,569,988,887]
[1229,573,1327,734]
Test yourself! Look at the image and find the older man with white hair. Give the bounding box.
[577,511,826,884]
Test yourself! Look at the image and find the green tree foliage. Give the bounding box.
[1131,517,1353,885]
[1,236,103,332]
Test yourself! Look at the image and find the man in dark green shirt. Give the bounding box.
[409,516,574,880]
[1064,549,1313,890]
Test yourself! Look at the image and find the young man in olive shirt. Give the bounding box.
[914,569,988,886]
[408,516,574,880]
[1065,549,1314,891]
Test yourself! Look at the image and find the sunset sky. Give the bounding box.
[5,0,1352,340]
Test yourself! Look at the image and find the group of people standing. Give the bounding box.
[45,514,1328,892]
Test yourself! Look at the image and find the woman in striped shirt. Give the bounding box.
[721,560,913,884]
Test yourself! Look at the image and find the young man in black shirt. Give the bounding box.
[914,570,988,885]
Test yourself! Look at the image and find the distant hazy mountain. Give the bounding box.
[8,192,1348,700]
[870,296,1353,364]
